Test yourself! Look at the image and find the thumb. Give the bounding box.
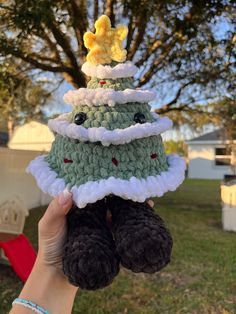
[39,190,73,236]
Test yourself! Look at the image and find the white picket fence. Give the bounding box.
[221,182,236,232]
[0,147,52,210]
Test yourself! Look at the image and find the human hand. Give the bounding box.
[10,192,77,314]
[37,190,73,271]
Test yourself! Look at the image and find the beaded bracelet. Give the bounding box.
[12,298,50,314]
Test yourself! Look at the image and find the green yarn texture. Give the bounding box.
[68,103,154,130]
[46,71,169,189]
[87,77,134,90]
[67,77,154,130]
[45,134,168,187]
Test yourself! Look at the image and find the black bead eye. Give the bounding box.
[74,112,87,125]
[134,112,146,124]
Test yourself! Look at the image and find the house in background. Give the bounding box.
[0,121,54,210]
[186,129,235,180]
[8,121,54,151]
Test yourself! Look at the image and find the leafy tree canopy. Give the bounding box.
[0,57,50,128]
[0,0,235,124]
[166,95,236,145]
[209,97,236,140]
[164,140,187,157]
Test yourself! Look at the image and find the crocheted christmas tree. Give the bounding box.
[27,15,185,208]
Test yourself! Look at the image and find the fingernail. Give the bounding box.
[58,189,72,205]
[147,200,154,208]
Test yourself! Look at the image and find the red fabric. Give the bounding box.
[0,234,37,282]
[151,153,158,159]
[112,157,119,166]
[64,158,73,163]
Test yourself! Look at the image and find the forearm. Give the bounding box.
[10,258,78,314]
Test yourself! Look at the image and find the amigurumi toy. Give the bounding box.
[27,15,186,290]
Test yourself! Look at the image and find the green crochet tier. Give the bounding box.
[68,103,154,130]
[45,75,168,187]
[45,134,168,188]
[88,76,134,90]
[67,76,154,130]
[46,74,168,187]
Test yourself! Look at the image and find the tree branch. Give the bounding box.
[0,40,86,87]
[105,0,115,26]
[66,0,88,58]
[41,14,87,86]
[93,0,99,23]
[44,21,79,70]
[126,14,135,52]
[4,47,69,73]
[30,53,60,65]
[165,81,194,107]
[138,49,173,86]
[156,81,196,114]
[127,10,148,60]
[136,34,175,67]
[40,30,62,64]
[156,103,190,114]
[0,4,12,10]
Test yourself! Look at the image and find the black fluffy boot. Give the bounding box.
[62,200,120,290]
[107,196,173,273]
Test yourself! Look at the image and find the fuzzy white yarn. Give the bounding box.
[48,112,173,146]
[63,88,156,107]
[81,61,139,79]
[26,154,186,208]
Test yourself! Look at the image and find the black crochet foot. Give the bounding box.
[107,196,173,273]
[62,200,120,290]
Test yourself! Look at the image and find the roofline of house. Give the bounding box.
[186,140,236,145]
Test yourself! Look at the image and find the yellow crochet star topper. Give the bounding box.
[83,15,128,65]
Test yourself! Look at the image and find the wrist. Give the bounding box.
[34,255,74,286]
[33,256,78,294]
[17,256,78,314]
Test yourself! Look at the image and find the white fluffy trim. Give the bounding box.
[63,88,156,107]
[48,112,173,146]
[27,154,186,209]
[81,61,139,79]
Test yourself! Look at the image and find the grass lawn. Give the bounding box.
[1,179,236,314]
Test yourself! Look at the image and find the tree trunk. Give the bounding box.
[7,117,14,140]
